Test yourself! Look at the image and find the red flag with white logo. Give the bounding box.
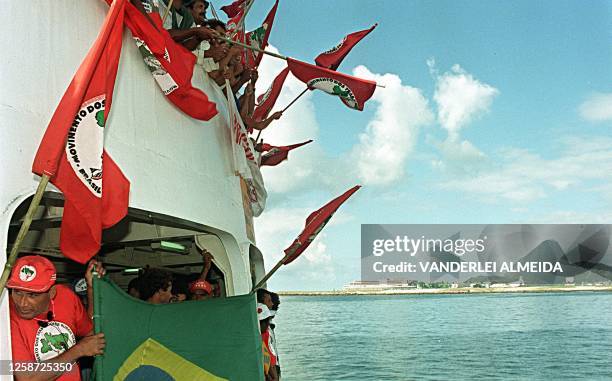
[253,66,289,121]
[283,185,361,264]
[315,24,377,71]
[221,0,252,18]
[257,139,312,167]
[226,9,246,37]
[32,0,129,263]
[124,2,218,121]
[286,58,376,111]
[244,0,279,68]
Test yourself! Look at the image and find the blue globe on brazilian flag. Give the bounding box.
[93,278,263,380]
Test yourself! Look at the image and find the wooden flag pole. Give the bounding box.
[225,78,239,174]
[215,35,288,61]
[209,2,221,21]
[214,36,385,88]
[0,174,51,299]
[162,0,174,25]
[251,254,289,292]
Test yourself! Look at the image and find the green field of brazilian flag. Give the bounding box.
[93,277,264,380]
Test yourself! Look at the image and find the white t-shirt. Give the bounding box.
[269,326,280,367]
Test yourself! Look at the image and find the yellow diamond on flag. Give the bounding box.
[114,338,228,381]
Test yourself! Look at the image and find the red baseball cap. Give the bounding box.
[7,256,57,292]
[189,279,213,295]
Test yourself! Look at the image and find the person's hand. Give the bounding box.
[250,70,259,83]
[75,333,106,357]
[241,68,252,80]
[196,26,217,41]
[85,259,105,289]
[200,249,214,264]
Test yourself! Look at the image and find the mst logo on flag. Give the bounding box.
[287,58,376,111]
[307,77,358,109]
[66,95,106,197]
[32,0,129,263]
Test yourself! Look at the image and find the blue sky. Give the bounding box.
[231,0,612,290]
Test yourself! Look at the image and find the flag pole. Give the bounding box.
[209,2,221,21]
[225,78,239,174]
[162,0,174,25]
[254,87,308,142]
[252,254,289,292]
[214,36,384,89]
[281,88,308,113]
[215,35,288,61]
[254,128,263,143]
[0,174,51,299]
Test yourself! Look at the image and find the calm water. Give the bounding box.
[272,292,612,381]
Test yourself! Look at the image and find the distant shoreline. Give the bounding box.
[278,286,612,296]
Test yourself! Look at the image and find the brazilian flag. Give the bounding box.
[93,277,263,380]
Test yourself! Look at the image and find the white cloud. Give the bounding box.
[428,61,498,172]
[440,136,612,203]
[433,63,499,136]
[430,136,486,172]
[256,46,324,195]
[579,93,612,122]
[350,65,434,186]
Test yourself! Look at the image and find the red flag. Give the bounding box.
[226,9,246,37]
[315,24,377,71]
[283,185,361,264]
[253,66,289,121]
[244,0,279,68]
[287,58,376,111]
[221,0,252,18]
[257,140,313,167]
[124,2,218,120]
[32,0,129,263]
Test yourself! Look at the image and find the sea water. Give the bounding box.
[273,292,612,380]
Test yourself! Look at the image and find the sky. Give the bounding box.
[227,0,612,291]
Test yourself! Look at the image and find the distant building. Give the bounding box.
[343,280,417,291]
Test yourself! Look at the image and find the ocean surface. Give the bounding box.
[272,292,612,381]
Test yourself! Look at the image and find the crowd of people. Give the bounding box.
[133,0,283,133]
[7,252,283,380]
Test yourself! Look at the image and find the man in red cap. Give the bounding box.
[7,255,106,381]
[189,279,214,301]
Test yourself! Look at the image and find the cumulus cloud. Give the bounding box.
[350,65,434,186]
[256,46,324,195]
[427,60,498,172]
[579,93,612,122]
[432,63,499,136]
[430,137,486,172]
[440,136,612,203]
